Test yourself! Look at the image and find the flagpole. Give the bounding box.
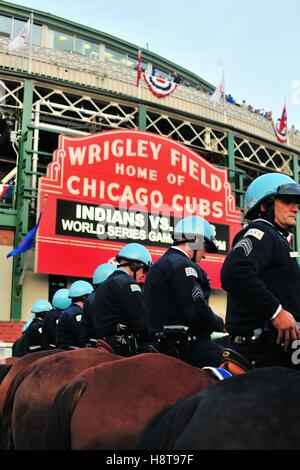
[28,11,34,74]
[285,98,289,146]
[222,70,227,124]
[138,47,142,100]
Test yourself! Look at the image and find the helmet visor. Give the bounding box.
[277,183,300,197]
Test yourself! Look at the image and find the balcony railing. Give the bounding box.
[1,37,300,152]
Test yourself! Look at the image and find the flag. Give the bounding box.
[8,19,31,50]
[151,66,156,77]
[136,49,143,87]
[210,79,224,103]
[1,180,14,203]
[7,212,42,258]
[273,104,287,143]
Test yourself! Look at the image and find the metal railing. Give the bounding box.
[1,37,300,152]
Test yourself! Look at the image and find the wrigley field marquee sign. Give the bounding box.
[36,130,242,287]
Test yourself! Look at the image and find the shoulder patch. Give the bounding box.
[56,319,59,325]
[185,267,198,278]
[244,228,265,240]
[76,315,82,322]
[233,238,253,257]
[38,328,43,334]
[130,284,142,293]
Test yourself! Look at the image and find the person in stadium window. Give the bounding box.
[13,300,53,357]
[80,263,117,347]
[42,289,72,350]
[144,215,224,368]
[56,281,93,350]
[93,243,152,357]
[221,172,300,368]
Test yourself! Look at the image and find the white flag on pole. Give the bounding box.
[210,78,224,103]
[8,19,31,50]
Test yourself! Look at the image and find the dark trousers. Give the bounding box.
[185,338,224,368]
[230,339,300,370]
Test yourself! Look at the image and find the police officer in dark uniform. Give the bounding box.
[56,280,93,350]
[221,172,300,368]
[13,299,53,357]
[81,263,117,347]
[144,215,225,368]
[93,243,152,356]
[42,289,72,350]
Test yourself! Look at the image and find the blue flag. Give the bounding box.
[7,212,42,258]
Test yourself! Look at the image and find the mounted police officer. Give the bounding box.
[93,243,152,357]
[13,300,53,357]
[221,172,300,368]
[56,280,93,350]
[42,289,72,350]
[144,215,225,368]
[81,263,117,347]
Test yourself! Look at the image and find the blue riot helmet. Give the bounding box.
[244,173,300,221]
[93,263,117,286]
[173,215,218,254]
[52,289,72,310]
[31,299,53,314]
[116,243,152,273]
[69,280,94,300]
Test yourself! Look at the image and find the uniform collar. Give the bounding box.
[171,246,190,259]
[252,218,289,238]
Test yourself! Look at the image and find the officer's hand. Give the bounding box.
[272,309,300,349]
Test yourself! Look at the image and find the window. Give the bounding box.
[75,37,99,60]
[48,28,74,51]
[104,46,127,65]
[0,14,12,37]
[11,18,42,45]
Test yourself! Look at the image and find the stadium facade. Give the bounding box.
[0,0,300,327]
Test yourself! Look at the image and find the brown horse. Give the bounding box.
[0,350,63,450]
[0,350,61,418]
[46,353,217,450]
[3,348,122,450]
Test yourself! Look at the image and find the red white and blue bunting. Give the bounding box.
[272,121,287,143]
[143,73,177,98]
[272,104,288,144]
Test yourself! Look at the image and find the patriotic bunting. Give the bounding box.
[143,73,177,98]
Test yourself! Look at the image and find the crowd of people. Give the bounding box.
[12,172,300,371]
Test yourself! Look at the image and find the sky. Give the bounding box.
[8,0,300,129]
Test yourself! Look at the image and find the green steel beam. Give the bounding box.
[138,105,147,130]
[10,80,34,321]
[292,154,300,255]
[0,209,17,229]
[227,131,236,189]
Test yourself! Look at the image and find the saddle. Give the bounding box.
[153,325,190,358]
[219,348,255,375]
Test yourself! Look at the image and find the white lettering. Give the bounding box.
[69,147,86,166]
[67,176,80,195]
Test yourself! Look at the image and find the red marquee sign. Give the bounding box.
[36,130,242,288]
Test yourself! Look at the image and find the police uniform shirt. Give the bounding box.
[42,309,61,349]
[221,219,300,336]
[23,318,44,354]
[80,292,96,346]
[92,270,147,339]
[56,303,83,349]
[144,247,224,337]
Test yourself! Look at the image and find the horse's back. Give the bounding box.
[69,353,215,449]
[138,367,300,450]
[12,348,121,449]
